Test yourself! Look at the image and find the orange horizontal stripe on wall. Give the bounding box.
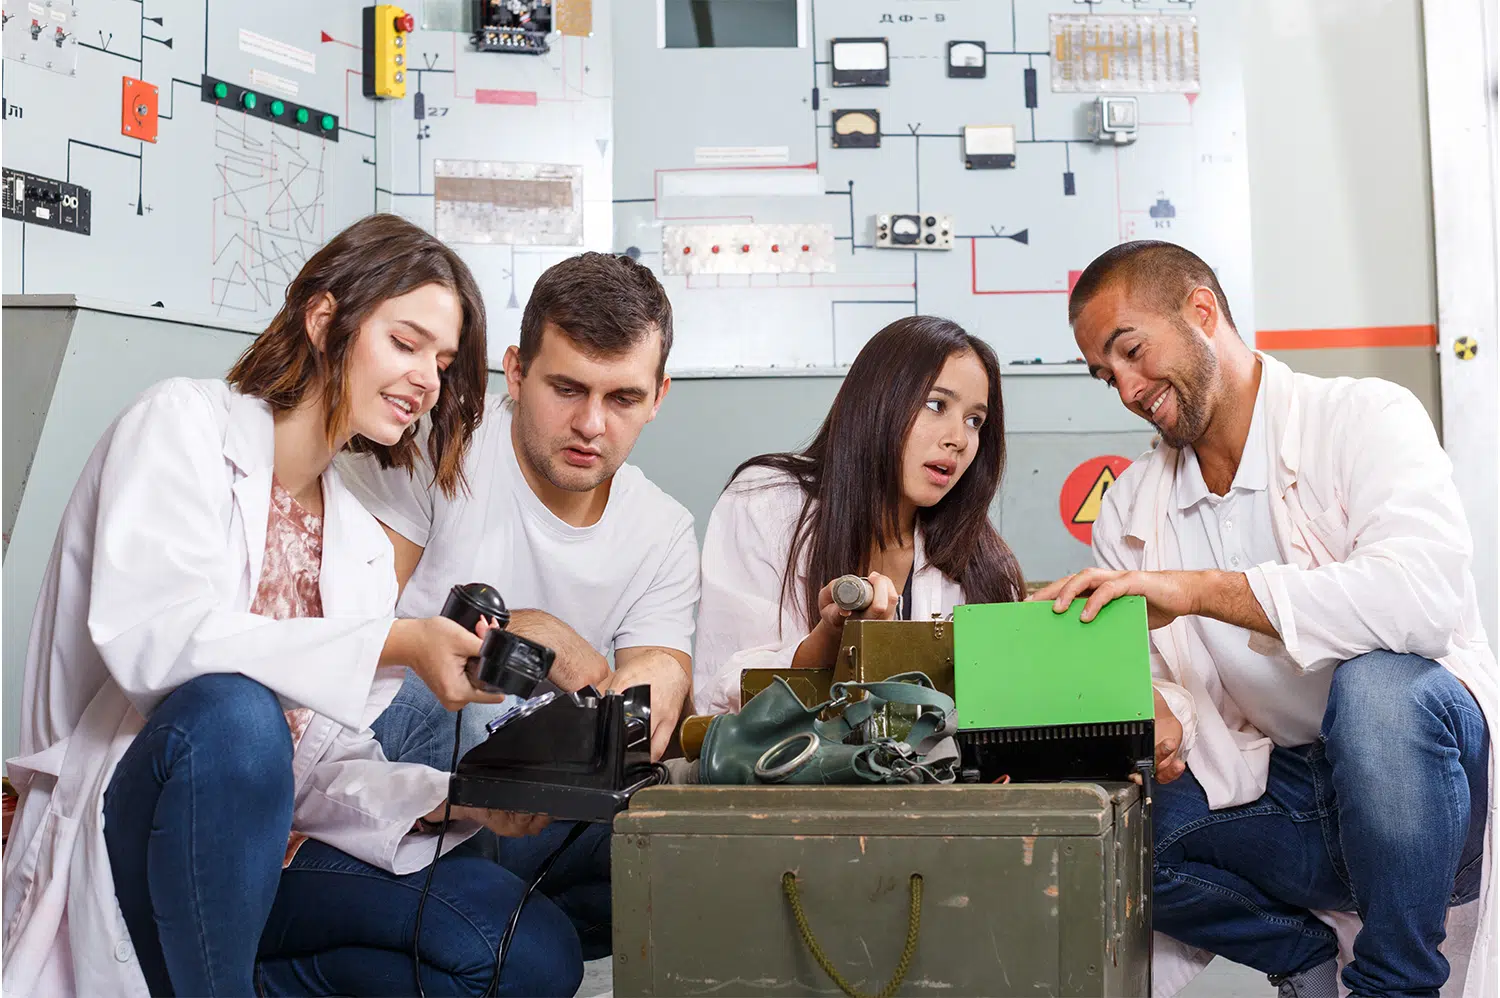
[1256,325,1438,350]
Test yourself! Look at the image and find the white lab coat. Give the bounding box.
[1,378,477,998]
[693,465,968,715]
[1092,354,1498,997]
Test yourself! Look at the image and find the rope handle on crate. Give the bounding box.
[781,871,923,998]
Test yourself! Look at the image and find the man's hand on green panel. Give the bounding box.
[1029,567,1276,637]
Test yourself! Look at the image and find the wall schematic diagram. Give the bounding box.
[210,112,328,314]
[2,0,615,355]
[612,0,1253,371]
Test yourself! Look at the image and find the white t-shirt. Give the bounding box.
[337,396,700,659]
[1171,380,1333,747]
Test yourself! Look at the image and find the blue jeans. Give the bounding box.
[372,670,615,961]
[101,673,583,996]
[256,840,581,997]
[1153,651,1488,998]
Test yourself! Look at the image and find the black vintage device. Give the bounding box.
[471,0,552,54]
[438,582,665,822]
[413,583,667,996]
[441,583,555,697]
[448,683,664,823]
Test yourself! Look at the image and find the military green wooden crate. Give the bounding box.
[612,784,1150,997]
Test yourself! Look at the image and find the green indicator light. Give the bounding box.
[320,114,335,131]
[270,100,285,117]
[241,91,257,110]
[295,107,310,124]
[213,81,228,99]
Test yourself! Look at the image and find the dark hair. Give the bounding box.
[731,315,1025,630]
[1068,240,1238,332]
[226,213,487,498]
[518,252,674,383]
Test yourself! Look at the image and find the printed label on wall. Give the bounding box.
[693,146,790,166]
[249,68,299,98]
[239,29,317,75]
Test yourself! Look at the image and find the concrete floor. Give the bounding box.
[576,954,1272,997]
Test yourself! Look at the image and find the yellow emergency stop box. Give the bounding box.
[362,5,412,100]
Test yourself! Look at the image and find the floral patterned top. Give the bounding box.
[247,475,324,867]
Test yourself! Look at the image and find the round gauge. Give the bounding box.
[892,216,920,238]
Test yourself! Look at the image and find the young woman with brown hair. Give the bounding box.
[693,315,1027,714]
[2,214,583,997]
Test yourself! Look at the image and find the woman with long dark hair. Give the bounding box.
[693,315,1026,714]
[3,214,582,997]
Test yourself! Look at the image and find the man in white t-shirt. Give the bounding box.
[338,251,699,958]
[1035,241,1494,998]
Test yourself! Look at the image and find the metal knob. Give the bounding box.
[830,575,874,613]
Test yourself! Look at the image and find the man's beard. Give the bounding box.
[1157,320,1218,450]
[514,406,615,493]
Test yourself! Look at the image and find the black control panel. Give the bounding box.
[1,169,91,235]
[199,75,340,142]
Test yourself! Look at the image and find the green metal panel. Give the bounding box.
[952,598,1153,731]
[612,784,1150,997]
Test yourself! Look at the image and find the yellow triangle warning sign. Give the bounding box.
[1071,467,1117,525]
[1060,456,1132,545]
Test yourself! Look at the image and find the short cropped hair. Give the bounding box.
[1068,240,1238,333]
[518,252,674,382]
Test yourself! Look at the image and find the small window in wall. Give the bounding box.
[659,0,805,49]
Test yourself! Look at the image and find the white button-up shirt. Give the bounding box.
[1091,353,1497,997]
[1173,380,1334,748]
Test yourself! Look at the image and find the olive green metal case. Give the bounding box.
[739,617,956,708]
[612,783,1151,996]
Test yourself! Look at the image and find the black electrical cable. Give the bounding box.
[484,819,590,996]
[412,710,465,998]
[1139,759,1156,975]
[410,709,591,997]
